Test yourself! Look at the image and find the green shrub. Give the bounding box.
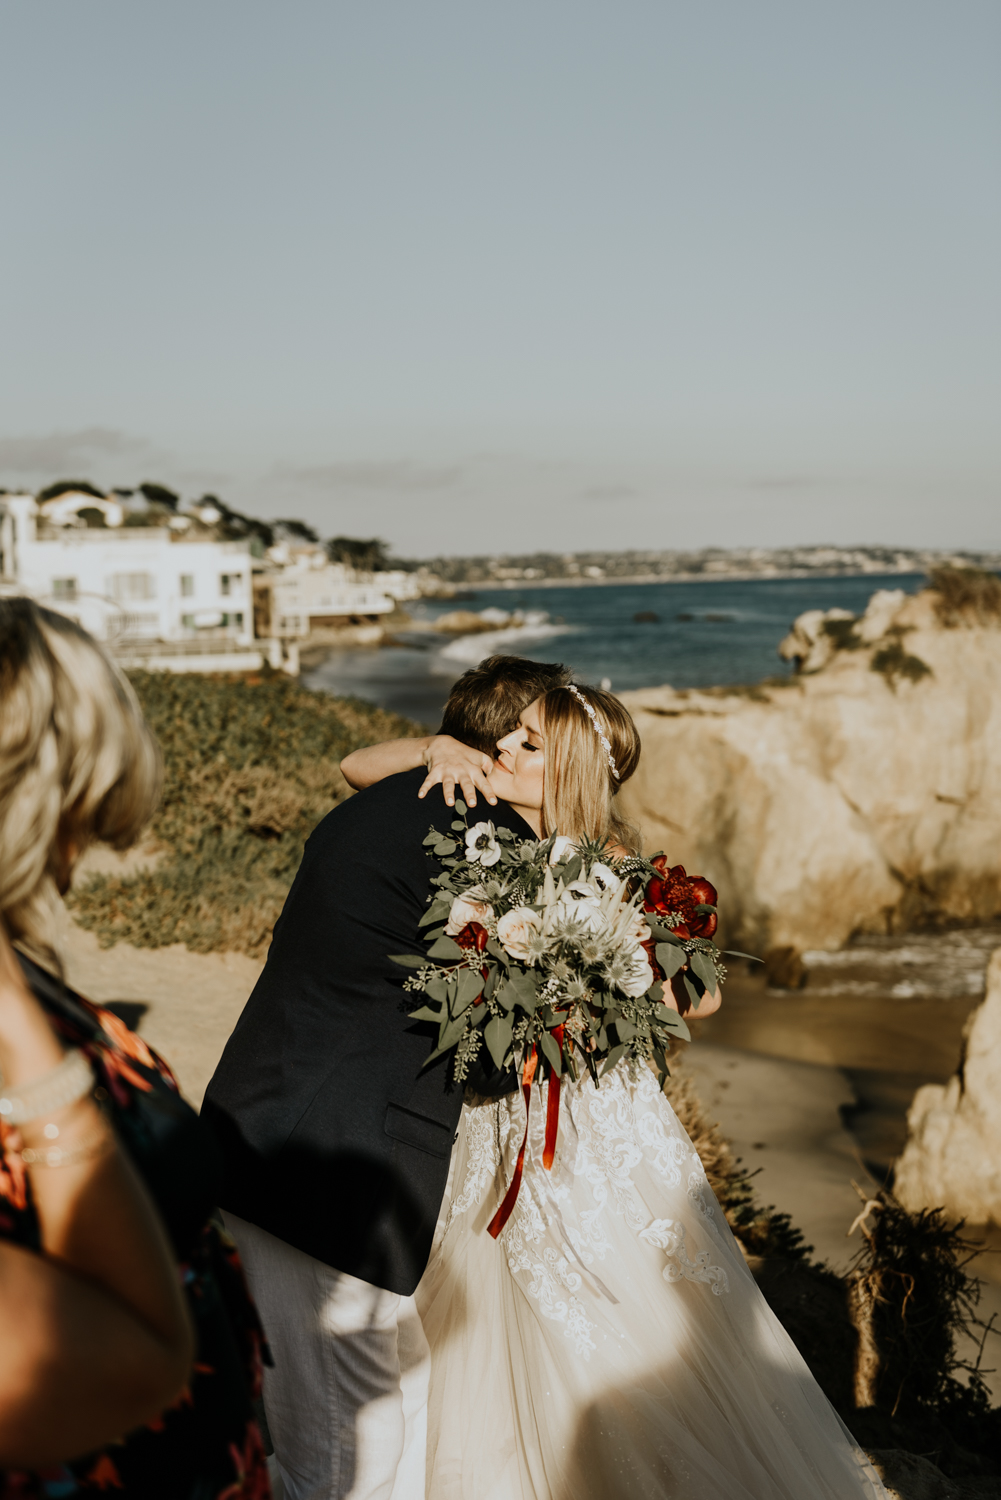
[68,671,418,956]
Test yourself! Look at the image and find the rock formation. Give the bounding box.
[616,573,1001,952]
[894,947,1001,1226]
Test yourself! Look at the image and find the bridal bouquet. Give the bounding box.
[392,802,740,1233]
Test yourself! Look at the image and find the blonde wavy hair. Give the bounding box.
[537,684,641,853]
[0,599,162,961]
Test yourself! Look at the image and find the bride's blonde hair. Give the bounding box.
[0,599,161,961]
[538,684,641,853]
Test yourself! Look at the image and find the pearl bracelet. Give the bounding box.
[0,1048,95,1127]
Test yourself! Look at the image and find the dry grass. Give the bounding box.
[928,566,1001,627]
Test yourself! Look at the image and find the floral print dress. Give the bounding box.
[0,957,271,1500]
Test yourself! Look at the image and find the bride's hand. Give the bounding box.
[418,736,498,809]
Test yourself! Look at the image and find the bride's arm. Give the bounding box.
[340,736,498,808]
[665,973,722,1018]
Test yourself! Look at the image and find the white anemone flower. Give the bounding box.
[465,821,502,867]
[589,862,621,897]
[548,835,577,865]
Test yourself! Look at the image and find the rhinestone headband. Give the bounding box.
[568,684,620,780]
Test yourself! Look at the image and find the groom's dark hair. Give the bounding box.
[439,654,571,754]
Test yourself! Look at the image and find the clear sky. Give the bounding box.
[1,1,998,557]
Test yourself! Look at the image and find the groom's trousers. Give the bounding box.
[223,1212,430,1500]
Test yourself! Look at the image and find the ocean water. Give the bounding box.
[305,572,923,724]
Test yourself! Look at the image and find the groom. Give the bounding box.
[202,654,569,1500]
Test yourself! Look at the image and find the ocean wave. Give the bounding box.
[438,620,578,665]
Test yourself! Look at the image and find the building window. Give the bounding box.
[220,612,244,628]
[182,614,196,629]
[108,572,156,602]
[52,578,78,601]
[180,575,195,597]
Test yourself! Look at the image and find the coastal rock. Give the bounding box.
[894,948,1001,1226]
[616,581,1001,952]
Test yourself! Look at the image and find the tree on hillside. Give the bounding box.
[38,479,106,501]
[138,482,180,512]
[198,495,275,551]
[325,536,392,572]
[273,519,319,544]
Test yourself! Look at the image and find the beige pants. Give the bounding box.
[224,1212,429,1500]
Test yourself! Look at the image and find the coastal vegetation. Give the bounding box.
[68,671,417,957]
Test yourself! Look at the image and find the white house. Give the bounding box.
[0,493,254,650]
[254,556,395,639]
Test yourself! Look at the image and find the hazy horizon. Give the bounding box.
[1,1,998,555]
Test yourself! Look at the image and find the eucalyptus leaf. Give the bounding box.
[690,950,718,993]
[427,935,464,961]
[655,943,686,978]
[682,973,703,1010]
[503,969,540,1012]
[451,820,467,833]
[600,1044,627,1078]
[418,902,450,928]
[694,903,717,915]
[484,1014,514,1070]
[454,799,468,816]
[425,974,449,1004]
[613,1018,637,1043]
[723,950,762,962]
[539,1030,563,1075]
[661,1011,691,1042]
[453,969,484,1014]
[437,1010,468,1053]
[562,854,583,883]
[389,954,428,969]
[408,1004,442,1024]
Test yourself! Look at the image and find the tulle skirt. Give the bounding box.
[416,1059,887,1500]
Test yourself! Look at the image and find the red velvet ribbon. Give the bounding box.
[487,1025,567,1240]
[488,1046,539,1239]
[543,1024,565,1171]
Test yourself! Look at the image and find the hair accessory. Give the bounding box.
[0,1048,94,1127]
[567,685,620,780]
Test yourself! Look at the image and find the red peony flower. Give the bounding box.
[643,858,718,939]
[455,921,490,953]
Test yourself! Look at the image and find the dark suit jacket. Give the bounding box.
[201,769,531,1296]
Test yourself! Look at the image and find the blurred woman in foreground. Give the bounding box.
[0,599,269,1498]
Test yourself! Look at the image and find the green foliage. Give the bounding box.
[870,639,932,688]
[37,478,105,501]
[928,565,1001,627]
[325,536,394,571]
[846,1192,1001,1469]
[137,482,180,512]
[821,616,864,651]
[68,671,417,956]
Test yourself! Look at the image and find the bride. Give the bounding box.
[356,682,887,1500]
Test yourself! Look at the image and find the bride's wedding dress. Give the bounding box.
[417,1059,888,1500]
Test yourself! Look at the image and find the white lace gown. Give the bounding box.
[416,1060,888,1500]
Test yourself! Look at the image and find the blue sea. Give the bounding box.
[304,573,924,725]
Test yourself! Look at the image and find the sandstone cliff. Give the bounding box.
[894,947,1001,1226]
[616,573,1001,952]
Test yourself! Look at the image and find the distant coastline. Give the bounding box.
[478,567,936,590]
[414,545,1001,592]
